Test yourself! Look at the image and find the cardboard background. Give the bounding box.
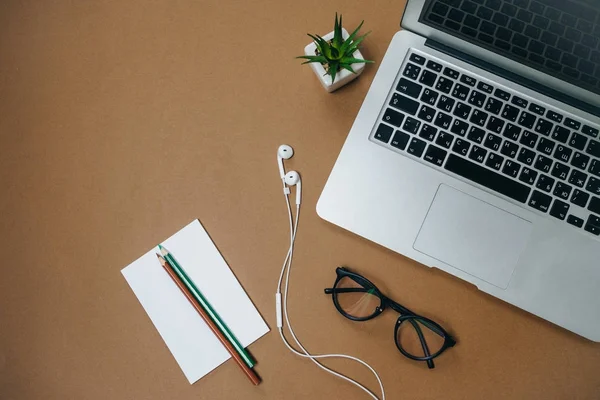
[1,0,599,398]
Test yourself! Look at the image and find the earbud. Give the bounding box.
[277,145,294,179]
[285,171,302,205]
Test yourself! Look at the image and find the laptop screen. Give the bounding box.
[420,0,600,96]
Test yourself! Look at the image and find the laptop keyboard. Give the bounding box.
[422,0,600,96]
[371,51,600,236]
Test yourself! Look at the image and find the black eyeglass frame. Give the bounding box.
[324,267,456,369]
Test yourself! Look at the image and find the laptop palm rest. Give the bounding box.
[413,184,533,289]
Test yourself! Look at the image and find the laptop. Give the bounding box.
[317,0,600,341]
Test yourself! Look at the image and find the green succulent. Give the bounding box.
[297,13,373,84]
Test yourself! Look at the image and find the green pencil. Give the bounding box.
[158,244,255,368]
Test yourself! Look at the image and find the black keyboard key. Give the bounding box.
[517,9,533,23]
[534,118,553,136]
[567,215,584,228]
[445,154,530,202]
[519,166,538,184]
[409,53,426,65]
[536,174,555,192]
[486,152,504,170]
[549,199,569,220]
[477,6,494,20]
[403,63,421,80]
[438,95,455,113]
[551,161,570,180]
[436,131,454,149]
[503,123,522,141]
[584,215,600,235]
[448,8,465,23]
[397,78,423,99]
[518,111,536,129]
[468,90,486,108]
[528,103,545,116]
[493,13,509,27]
[419,70,438,87]
[569,169,588,188]
[426,60,443,72]
[536,137,556,155]
[486,0,502,11]
[407,137,427,157]
[569,133,587,151]
[487,116,505,134]
[546,110,563,123]
[501,140,519,158]
[460,75,477,87]
[564,67,581,79]
[582,125,599,138]
[571,152,590,170]
[495,89,511,101]
[423,144,448,167]
[541,31,558,46]
[529,190,552,212]
[564,118,581,131]
[548,20,564,35]
[572,189,590,207]
[496,36,512,50]
[589,159,600,177]
[432,2,450,15]
[434,112,453,130]
[480,33,495,45]
[554,144,572,163]
[503,159,521,178]
[467,126,486,143]
[518,147,536,165]
[443,67,460,79]
[418,104,436,124]
[484,133,502,152]
[451,119,470,136]
[589,197,600,215]
[513,0,528,8]
[477,82,494,94]
[528,40,545,55]
[461,0,478,13]
[436,77,454,94]
[452,84,470,101]
[529,1,544,14]
[485,97,503,114]
[461,26,478,37]
[453,102,472,119]
[565,27,581,42]
[551,126,570,143]
[421,88,439,106]
[544,46,561,62]
[524,25,541,40]
[511,96,528,108]
[529,53,544,65]
[534,154,552,173]
[419,123,438,141]
[382,109,405,127]
[532,15,549,30]
[585,140,600,158]
[391,130,411,150]
[469,109,488,127]
[403,117,421,134]
[469,145,487,163]
[557,38,574,53]
[553,182,572,200]
[501,104,520,122]
[519,130,538,148]
[374,124,393,143]
[512,33,529,48]
[390,93,419,115]
[586,177,600,195]
[452,138,471,156]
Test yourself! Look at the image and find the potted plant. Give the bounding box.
[297,13,373,93]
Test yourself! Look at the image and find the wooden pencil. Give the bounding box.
[156,254,261,385]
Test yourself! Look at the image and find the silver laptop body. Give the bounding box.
[317,0,600,341]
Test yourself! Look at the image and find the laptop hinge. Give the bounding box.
[425,39,600,118]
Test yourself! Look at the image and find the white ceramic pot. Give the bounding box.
[303,27,366,93]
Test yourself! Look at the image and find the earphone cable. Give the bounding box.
[276,180,385,400]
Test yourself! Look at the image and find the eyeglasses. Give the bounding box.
[324,267,456,369]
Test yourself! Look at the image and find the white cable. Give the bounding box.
[276,180,386,400]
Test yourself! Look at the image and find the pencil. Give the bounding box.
[156,254,261,385]
[158,245,255,368]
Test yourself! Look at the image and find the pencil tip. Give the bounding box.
[159,245,169,256]
[155,253,166,265]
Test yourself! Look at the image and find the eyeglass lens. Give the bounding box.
[335,276,380,319]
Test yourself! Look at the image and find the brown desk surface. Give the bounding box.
[1,1,599,399]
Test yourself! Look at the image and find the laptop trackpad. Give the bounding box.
[413,185,532,289]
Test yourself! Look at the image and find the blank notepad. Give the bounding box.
[121,219,269,384]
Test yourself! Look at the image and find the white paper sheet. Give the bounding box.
[121,219,269,384]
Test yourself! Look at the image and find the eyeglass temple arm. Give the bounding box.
[408,318,435,369]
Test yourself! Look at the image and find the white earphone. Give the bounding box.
[274,144,385,400]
